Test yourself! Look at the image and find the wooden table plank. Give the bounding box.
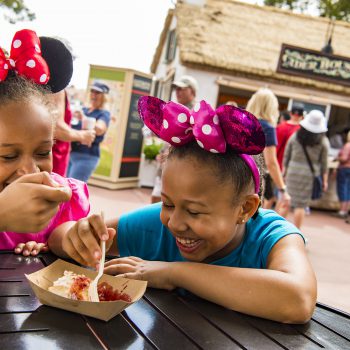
[312,307,350,340]
[242,315,323,349]
[0,281,32,296]
[145,289,241,349]
[85,314,155,350]
[293,319,350,349]
[180,295,284,350]
[0,254,44,280]
[124,298,200,349]
[0,253,41,267]
[0,313,48,332]
[0,294,41,313]
[0,306,102,349]
[39,253,60,267]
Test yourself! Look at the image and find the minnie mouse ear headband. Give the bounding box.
[0,29,73,93]
[138,96,266,193]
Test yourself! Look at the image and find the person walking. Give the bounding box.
[334,129,350,222]
[284,110,329,229]
[67,81,111,182]
[246,88,290,216]
[276,103,304,171]
[46,36,96,176]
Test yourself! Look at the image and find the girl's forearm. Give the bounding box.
[47,222,75,258]
[169,262,315,323]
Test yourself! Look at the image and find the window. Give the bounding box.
[165,29,176,62]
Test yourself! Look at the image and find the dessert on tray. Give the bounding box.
[48,270,131,302]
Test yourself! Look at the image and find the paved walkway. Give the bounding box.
[88,185,350,314]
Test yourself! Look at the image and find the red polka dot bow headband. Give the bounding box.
[0,29,50,84]
[138,96,266,193]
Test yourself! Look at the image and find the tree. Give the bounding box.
[0,0,35,24]
[264,0,350,22]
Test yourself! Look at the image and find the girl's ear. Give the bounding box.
[239,194,260,223]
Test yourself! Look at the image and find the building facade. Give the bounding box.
[151,0,350,137]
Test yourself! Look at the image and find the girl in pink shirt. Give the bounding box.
[0,30,91,256]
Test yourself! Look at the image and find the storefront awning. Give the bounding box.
[217,76,350,109]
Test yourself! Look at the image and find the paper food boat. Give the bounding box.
[25,259,147,321]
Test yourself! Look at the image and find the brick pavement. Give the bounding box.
[88,185,350,314]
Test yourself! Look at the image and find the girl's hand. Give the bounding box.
[0,172,71,233]
[62,214,115,268]
[14,241,49,256]
[104,257,175,290]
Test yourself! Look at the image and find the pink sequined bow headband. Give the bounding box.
[0,29,50,85]
[138,96,266,193]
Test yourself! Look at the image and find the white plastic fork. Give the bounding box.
[88,213,106,302]
[88,240,106,302]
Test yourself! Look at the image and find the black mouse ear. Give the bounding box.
[39,36,73,93]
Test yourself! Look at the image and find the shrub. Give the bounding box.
[143,142,163,160]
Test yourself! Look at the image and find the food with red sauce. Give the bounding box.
[48,270,131,302]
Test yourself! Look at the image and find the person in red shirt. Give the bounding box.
[50,90,96,176]
[276,103,305,171]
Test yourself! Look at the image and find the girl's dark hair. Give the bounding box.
[167,142,265,204]
[297,126,324,147]
[0,73,50,107]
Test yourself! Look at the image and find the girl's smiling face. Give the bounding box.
[160,157,247,262]
[0,100,53,192]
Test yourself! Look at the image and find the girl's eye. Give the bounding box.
[188,210,200,216]
[162,202,174,209]
[1,154,17,160]
[37,151,51,157]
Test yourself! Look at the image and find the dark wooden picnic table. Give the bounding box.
[1,251,349,350]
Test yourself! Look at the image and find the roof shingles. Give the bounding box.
[170,0,350,94]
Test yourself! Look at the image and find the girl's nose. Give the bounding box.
[167,209,188,233]
[16,158,40,176]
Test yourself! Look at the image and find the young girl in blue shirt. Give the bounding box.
[50,97,317,324]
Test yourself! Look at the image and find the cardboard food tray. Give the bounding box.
[25,259,147,321]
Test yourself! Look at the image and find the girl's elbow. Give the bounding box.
[283,290,317,324]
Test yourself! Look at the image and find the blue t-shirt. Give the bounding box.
[117,203,303,269]
[259,119,277,147]
[71,107,110,157]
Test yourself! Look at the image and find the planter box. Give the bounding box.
[138,157,158,187]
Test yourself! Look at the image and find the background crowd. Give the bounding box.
[141,76,350,230]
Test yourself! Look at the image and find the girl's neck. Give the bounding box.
[203,223,246,263]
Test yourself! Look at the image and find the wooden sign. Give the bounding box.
[277,44,350,86]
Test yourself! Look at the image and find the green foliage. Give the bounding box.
[0,0,35,24]
[319,0,350,21]
[143,142,163,161]
[264,0,350,22]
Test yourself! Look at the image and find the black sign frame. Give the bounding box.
[277,44,350,87]
[119,74,152,178]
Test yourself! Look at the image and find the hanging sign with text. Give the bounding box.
[277,44,350,86]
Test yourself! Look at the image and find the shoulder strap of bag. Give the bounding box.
[301,144,315,175]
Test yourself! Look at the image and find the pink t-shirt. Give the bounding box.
[0,173,90,250]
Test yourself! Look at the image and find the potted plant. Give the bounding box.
[143,141,163,161]
[139,139,163,187]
